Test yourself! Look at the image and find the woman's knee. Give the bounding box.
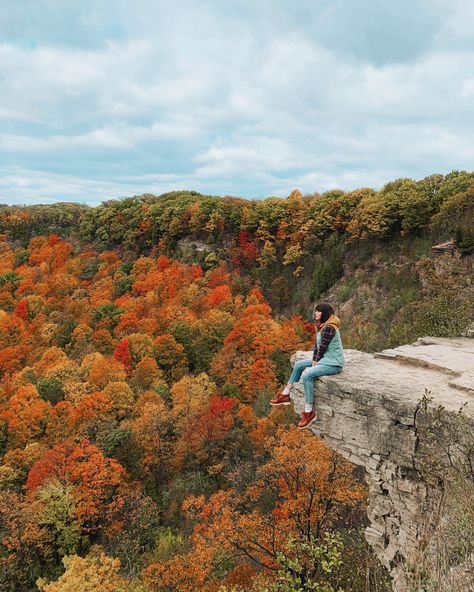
[294,359,309,370]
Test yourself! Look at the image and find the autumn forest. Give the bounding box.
[0,171,473,591]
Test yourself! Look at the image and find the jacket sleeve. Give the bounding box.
[313,325,336,362]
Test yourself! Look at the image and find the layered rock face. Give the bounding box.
[290,337,474,591]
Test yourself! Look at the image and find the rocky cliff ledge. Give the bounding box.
[290,336,474,591]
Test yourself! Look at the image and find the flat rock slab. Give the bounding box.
[375,336,474,378]
[292,336,474,416]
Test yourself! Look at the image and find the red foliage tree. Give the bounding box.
[14,299,29,321]
[189,394,236,452]
[113,338,132,372]
[173,394,236,473]
[238,230,258,261]
[48,234,60,246]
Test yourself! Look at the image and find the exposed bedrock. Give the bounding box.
[290,337,474,591]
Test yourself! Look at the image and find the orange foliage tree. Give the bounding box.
[26,439,129,533]
[1,385,51,449]
[88,356,127,388]
[144,427,365,592]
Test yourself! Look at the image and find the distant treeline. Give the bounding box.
[1,171,473,266]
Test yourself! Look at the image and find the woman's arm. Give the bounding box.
[313,325,336,363]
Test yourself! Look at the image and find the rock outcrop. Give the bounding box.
[290,336,474,591]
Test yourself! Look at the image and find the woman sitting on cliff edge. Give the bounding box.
[270,302,345,430]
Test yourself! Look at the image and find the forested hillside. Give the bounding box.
[0,171,473,591]
[1,170,473,349]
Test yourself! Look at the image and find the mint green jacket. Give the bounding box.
[316,328,345,367]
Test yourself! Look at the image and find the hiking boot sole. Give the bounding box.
[297,416,316,429]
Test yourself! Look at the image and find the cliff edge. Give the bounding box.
[290,336,474,591]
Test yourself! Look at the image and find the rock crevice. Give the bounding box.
[290,337,474,591]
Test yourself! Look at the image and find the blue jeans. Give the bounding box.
[289,358,342,405]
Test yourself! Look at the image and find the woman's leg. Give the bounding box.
[271,358,313,405]
[287,358,313,387]
[302,364,342,407]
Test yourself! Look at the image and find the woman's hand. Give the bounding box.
[312,360,318,367]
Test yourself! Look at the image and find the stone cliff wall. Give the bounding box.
[290,336,474,591]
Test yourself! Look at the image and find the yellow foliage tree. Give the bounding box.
[37,546,146,592]
[129,391,172,482]
[88,357,127,389]
[126,332,156,363]
[171,373,216,426]
[34,347,68,378]
[103,381,134,420]
[130,356,165,391]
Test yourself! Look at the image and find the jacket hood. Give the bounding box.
[318,314,341,331]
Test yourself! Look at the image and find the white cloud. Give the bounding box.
[0,117,200,152]
[441,2,474,42]
[195,136,312,178]
[0,1,474,205]
[0,166,195,205]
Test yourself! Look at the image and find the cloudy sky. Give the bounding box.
[1,0,473,205]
